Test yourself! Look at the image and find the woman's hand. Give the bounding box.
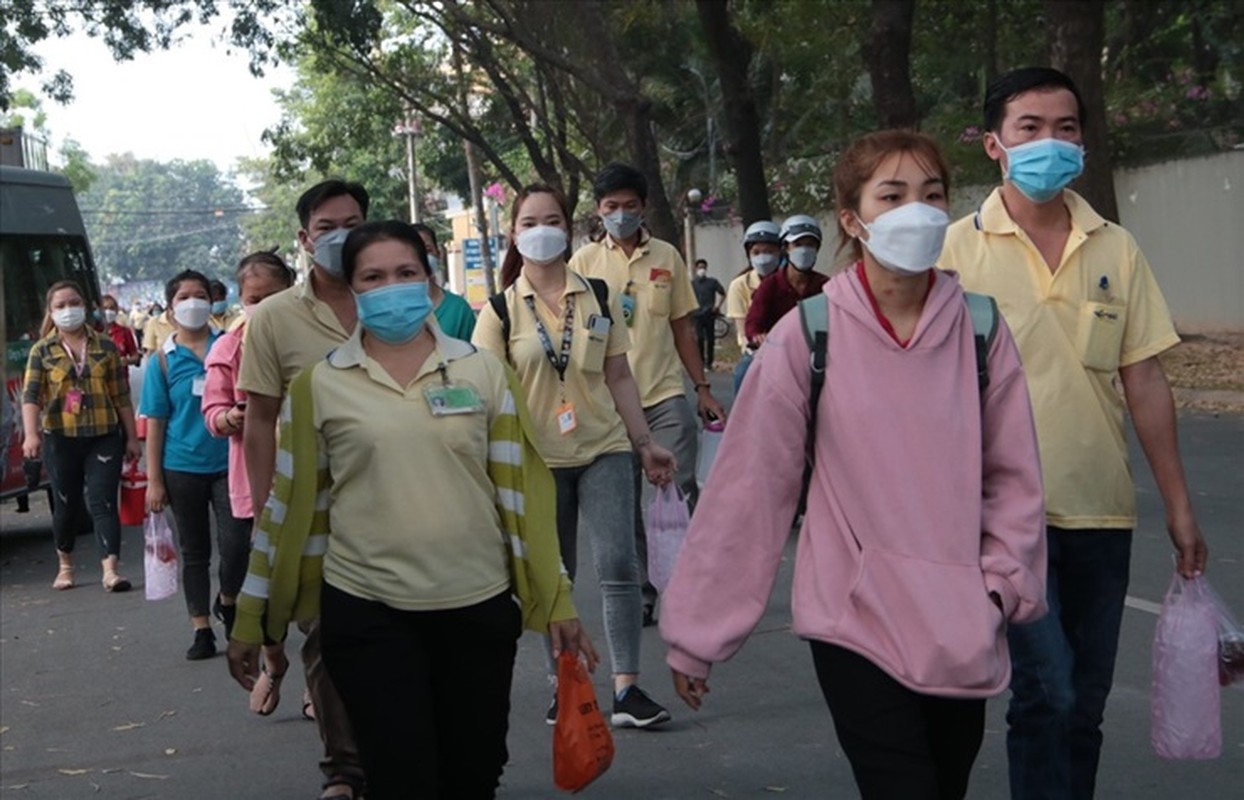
[671,669,710,711]
[639,441,677,486]
[21,432,41,461]
[549,618,601,673]
[146,478,167,513]
[227,639,263,691]
[124,437,142,462]
[224,405,245,435]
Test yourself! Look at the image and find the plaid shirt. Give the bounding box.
[22,329,130,437]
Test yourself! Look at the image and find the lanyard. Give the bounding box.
[524,292,575,382]
[60,336,88,379]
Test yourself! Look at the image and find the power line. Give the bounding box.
[79,206,271,216]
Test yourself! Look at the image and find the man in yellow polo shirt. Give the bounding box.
[569,163,727,625]
[941,67,1208,800]
[141,306,177,353]
[236,179,369,800]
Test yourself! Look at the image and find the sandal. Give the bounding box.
[102,572,132,592]
[302,688,316,721]
[319,775,364,800]
[52,567,75,591]
[249,665,285,716]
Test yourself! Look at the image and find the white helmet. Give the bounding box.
[743,220,782,248]
[781,214,823,243]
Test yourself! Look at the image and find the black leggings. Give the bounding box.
[43,429,124,558]
[162,469,248,619]
[811,641,986,800]
[320,584,521,800]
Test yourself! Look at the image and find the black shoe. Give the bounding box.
[611,685,671,729]
[545,692,558,726]
[642,603,657,628]
[212,595,236,641]
[186,628,217,660]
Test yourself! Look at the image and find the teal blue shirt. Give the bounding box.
[434,290,477,341]
[140,330,229,474]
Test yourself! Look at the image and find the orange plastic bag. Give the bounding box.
[553,650,614,793]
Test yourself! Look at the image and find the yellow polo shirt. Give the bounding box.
[569,234,697,408]
[473,270,631,468]
[141,311,177,353]
[941,188,1180,529]
[725,269,763,347]
[314,322,512,610]
[238,278,352,398]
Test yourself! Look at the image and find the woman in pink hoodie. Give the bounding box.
[660,131,1047,800]
[201,251,294,712]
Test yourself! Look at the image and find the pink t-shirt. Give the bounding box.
[201,327,252,519]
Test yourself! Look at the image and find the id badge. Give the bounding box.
[192,376,206,397]
[424,383,484,416]
[557,402,578,435]
[65,389,84,415]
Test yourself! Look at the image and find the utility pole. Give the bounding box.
[392,113,422,224]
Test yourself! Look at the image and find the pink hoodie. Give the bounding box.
[201,326,252,519]
[661,268,1047,698]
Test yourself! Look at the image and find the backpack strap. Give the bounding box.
[586,277,612,323]
[488,291,512,364]
[797,295,829,514]
[963,292,999,394]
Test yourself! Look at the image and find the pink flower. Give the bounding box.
[958,126,982,144]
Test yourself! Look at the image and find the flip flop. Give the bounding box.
[103,572,132,592]
[249,665,285,716]
[52,567,75,591]
[302,688,316,721]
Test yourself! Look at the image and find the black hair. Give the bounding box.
[165,269,212,306]
[209,279,228,300]
[410,223,439,252]
[236,251,296,287]
[341,220,430,283]
[592,163,648,203]
[694,258,708,268]
[983,67,1087,133]
[295,179,371,229]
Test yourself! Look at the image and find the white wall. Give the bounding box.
[691,151,1244,332]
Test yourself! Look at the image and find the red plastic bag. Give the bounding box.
[552,650,614,793]
[645,484,689,594]
[144,511,179,601]
[1151,573,1221,759]
[119,460,147,526]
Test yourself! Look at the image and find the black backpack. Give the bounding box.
[488,275,612,363]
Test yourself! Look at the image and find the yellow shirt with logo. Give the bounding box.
[725,269,763,347]
[473,271,631,468]
[941,188,1179,529]
[238,278,352,398]
[569,234,697,408]
[313,323,512,610]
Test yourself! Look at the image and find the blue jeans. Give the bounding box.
[1006,528,1132,800]
[732,349,755,397]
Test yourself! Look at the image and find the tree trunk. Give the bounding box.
[863,0,919,129]
[696,0,772,225]
[1046,0,1119,222]
[620,97,680,245]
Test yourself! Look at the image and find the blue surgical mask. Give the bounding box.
[1000,138,1084,203]
[602,210,642,241]
[313,228,351,277]
[211,300,228,315]
[355,282,432,344]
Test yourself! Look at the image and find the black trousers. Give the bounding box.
[162,469,248,618]
[320,583,521,800]
[43,429,124,557]
[694,312,716,368]
[811,641,986,800]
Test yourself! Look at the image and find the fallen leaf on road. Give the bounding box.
[164,748,176,755]
[128,772,169,780]
[0,726,9,735]
[5,782,28,789]
[112,722,145,732]
[58,768,91,775]
[20,701,38,707]
[157,710,177,720]
[764,788,788,793]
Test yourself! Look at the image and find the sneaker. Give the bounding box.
[212,595,236,641]
[186,628,217,661]
[642,603,657,628]
[545,693,558,726]
[611,685,671,729]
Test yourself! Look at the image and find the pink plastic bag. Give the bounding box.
[1151,573,1221,760]
[144,511,180,601]
[645,484,689,593]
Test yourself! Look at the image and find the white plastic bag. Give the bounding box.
[144,511,180,601]
[1151,572,1221,760]
[645,484,689,594]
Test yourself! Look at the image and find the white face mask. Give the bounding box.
[173,298,212,330]
[788,246,818,271]
[103,309,118,324]
[857,202,950,275]
[52,306,87,331]
[749,252,779,276]
[695,268,707,278]
[515,225,568,265]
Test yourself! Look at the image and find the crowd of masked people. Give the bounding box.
[19,67,1208,800]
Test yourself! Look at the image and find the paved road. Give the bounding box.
[2,389,1241,798]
